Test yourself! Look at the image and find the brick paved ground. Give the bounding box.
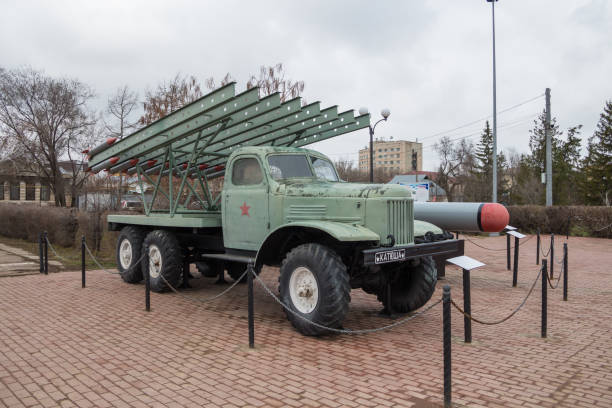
[0,235,610,407]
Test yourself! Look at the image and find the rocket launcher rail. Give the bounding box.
[86,82,370,174]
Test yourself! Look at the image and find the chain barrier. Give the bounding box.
[594,221,612,232]
[450,266,542,325]
[462,234,533,252]
[159,268,248,304]
[84,242,138,275]
[540,239,552,258]
[251,268,442,335]
[546,262,563,290]
[44,237,71,263]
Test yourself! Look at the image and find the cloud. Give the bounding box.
[1,0,610,169]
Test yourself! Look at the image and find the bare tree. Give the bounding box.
[105,85,139,139]
[0,66,95,206]
[433,137,474,202]
[139,74,203,126]
[104,86,139,207]
[246,63,305,102]
[205,73,234,92]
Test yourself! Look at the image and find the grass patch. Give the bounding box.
[0,235,116,271]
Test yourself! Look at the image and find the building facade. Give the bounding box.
[0,160,79,206]
[358,139,423,174]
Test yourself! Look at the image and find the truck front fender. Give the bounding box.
[414,220,443,237]
[256,222,379,267]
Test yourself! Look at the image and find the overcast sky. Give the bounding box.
[1,0,610,170]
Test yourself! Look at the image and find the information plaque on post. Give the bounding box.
[504,225,517,271]
[506,230,526,286]
[446,255,485,343]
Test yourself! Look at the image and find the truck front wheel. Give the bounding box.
[377,256,437,313]
[116,226,146,284]
[141,230,183,292]
[279,243,350,336]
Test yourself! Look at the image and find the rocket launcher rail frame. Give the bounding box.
[86,83,371,217]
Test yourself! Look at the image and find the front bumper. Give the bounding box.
[362,239,464,266]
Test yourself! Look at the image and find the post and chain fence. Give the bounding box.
[461,233,534,252]
[39,230,573,408]
[451,266,542,325]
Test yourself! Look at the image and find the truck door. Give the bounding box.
[222,155,269,251]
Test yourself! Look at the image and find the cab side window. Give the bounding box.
[232,158,263,186]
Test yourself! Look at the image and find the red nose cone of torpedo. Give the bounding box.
[129,158,139,166]
[109,157,120,165]
[480,203,510,232]
[106,137,118,145]
[147,160,157,167]
[199,164,209,170]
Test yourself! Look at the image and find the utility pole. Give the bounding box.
[488,0,498,204]
[545,88,552,206]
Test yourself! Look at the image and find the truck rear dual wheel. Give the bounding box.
[279,243,351,336]
[377,256,437,313]
[116,226,146,284]
[141,230,184,292]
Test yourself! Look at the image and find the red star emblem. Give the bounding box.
[240,202,251,216]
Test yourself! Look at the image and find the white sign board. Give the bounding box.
[506,230,526,239]
[504,225,517,231]
[397,182,429,202]
[446,256,485,271]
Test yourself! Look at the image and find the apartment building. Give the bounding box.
[358,139,423,173]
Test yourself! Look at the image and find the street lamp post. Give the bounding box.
[487,0,498,204]
[359,107,390,183]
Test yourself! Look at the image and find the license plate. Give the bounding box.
[375,249,406,264]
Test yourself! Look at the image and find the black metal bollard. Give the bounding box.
[462,269,471,343]
[39,232,44,274]
[506,233,511,271]
[43,231,48,275]
[81,236,86,288]
[563,243,568,301]
[145,268,151,312]
[247,262,255,349]
[512,236,519,287]
[541,260,547,338]
[550,233,554,279]
[455,231,459,240]
[536,229,540,265]
[443,285,452,407]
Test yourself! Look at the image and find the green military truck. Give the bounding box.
[86,83,463,335]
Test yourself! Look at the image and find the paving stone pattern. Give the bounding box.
[0,235,610,407]
[0,243,62,277]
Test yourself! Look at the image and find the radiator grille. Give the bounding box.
[386,199,414,245]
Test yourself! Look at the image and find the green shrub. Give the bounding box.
[507,205,612,238]
[0,204,78,246]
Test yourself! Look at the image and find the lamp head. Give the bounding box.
[381,108,391,119]
[358,107,369,116]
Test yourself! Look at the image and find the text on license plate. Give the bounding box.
[375,249,406,264]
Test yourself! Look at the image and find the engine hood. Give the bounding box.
[273,179,412,199]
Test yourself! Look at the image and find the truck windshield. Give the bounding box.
[268,154,313,180]
[310,156,338,181]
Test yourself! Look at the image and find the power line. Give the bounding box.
[418,94,544,142]
[421,113,539,151]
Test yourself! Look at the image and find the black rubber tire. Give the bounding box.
[116,226,146,284]
[279,243,351,336]
[377,256,437,313]
[195,262,218,278]
[227,262,248,283]
[141,230,184,293]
